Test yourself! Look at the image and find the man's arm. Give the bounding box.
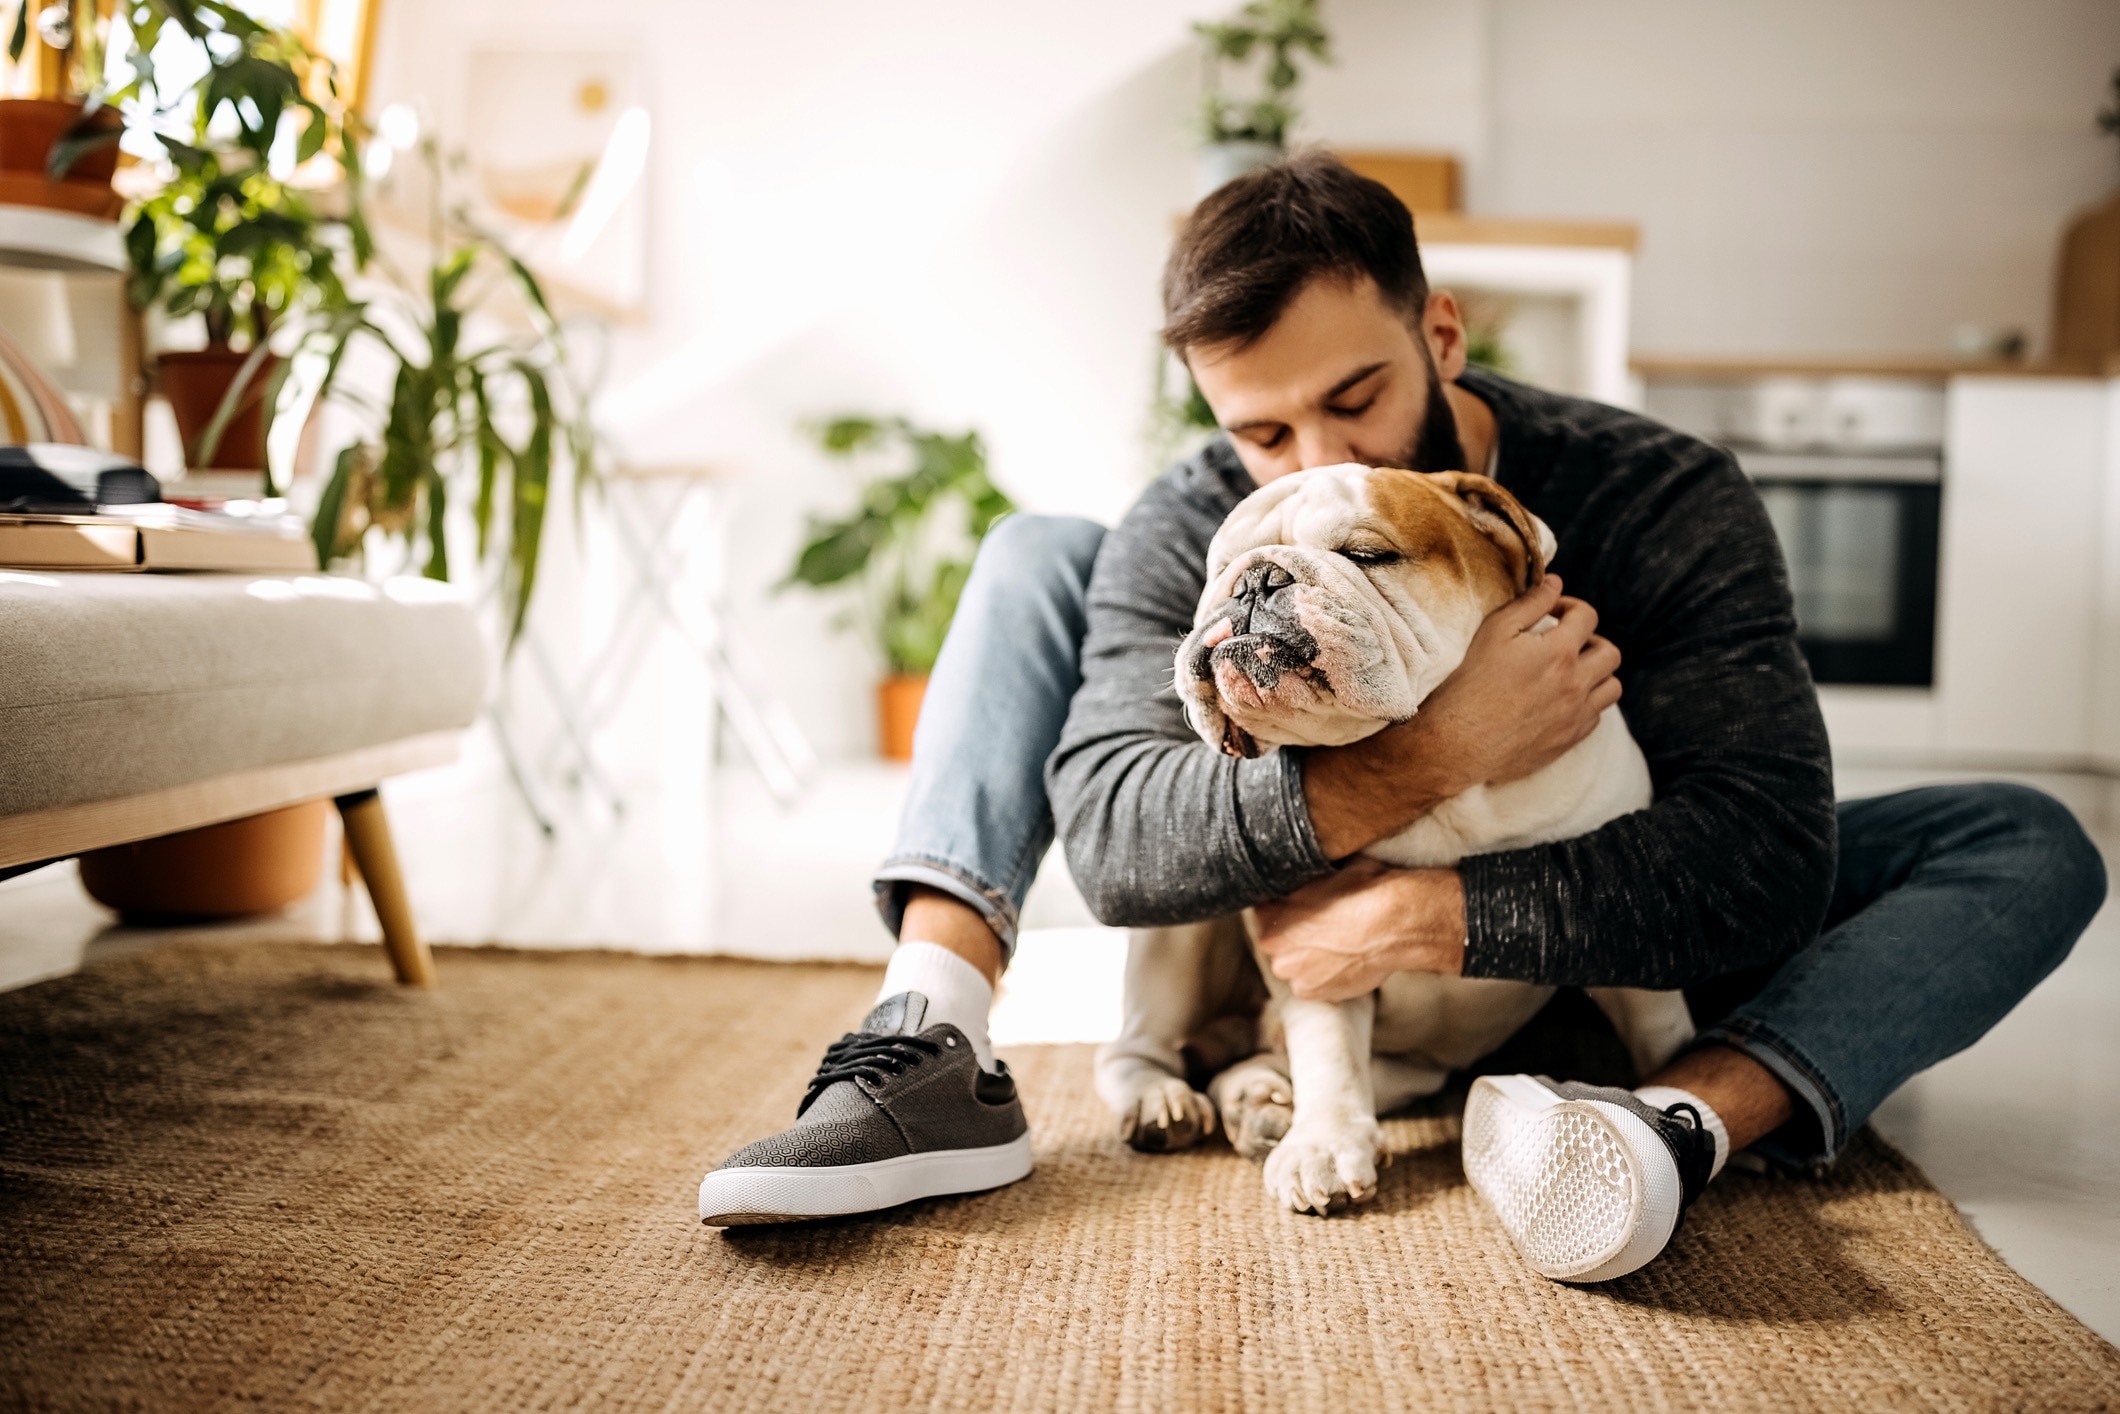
[1271,451,1837,994]
[1047,471,1628,928]
[1302,575,1620,859]
[1046,475,1338,925]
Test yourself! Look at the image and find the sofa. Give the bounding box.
[0,568,485,985]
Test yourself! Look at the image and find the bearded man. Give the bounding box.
[697,153,2103,1283]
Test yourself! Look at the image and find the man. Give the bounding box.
[699,154,2105,1282]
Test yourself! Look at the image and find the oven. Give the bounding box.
[1641,376,1947,689]
[1736,449,1942,687]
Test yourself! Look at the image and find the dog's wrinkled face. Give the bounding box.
[1177,464,1557,758]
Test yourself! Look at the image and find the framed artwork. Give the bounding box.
[459,47,651,319]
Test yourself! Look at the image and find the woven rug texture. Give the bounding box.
[2,943,2117,1413]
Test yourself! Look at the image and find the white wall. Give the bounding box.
[1482,0,2120,357]
[362,0,2120,761]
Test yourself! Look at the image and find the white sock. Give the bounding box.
[1635,1084,1730,1181]
[878,941,996,1071]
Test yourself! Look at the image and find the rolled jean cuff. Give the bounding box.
[872,856,1021,961]
[1690,1016,1848,1173]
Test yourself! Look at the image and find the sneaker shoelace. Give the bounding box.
[1656,1101,1717,1210]
[799,1032,944,1115]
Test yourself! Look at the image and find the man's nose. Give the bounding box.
[1295,426,1358,470]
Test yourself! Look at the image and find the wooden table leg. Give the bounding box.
[334,788,435,988]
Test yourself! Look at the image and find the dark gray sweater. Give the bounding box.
[1046,367,1837,990]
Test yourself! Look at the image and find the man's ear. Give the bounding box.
[1421,290,1470,382]
[1431,471,1551,590]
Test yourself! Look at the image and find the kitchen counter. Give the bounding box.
[1633,351,2120,381]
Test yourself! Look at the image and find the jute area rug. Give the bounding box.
[3,944,2116,1412]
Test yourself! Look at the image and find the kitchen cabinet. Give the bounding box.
[1638,358,2120,771]
[1421,217,1636,408]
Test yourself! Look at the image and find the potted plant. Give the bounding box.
[1192,0,1330,197]
[0,0,123,218]
[110,2,364,479]
[785,416,1015,760]
[305,141,596,647]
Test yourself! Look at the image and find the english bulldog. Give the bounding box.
[1092,463,1694,1215]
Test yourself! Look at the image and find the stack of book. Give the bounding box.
[0,504,317,573]
[0,444,317,573]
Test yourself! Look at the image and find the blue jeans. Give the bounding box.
[873,516,2109,1166]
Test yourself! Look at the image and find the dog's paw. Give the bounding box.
[1263,1116,1387,1216]
[1116,1074,1217,1153]
[1209,1060,1294,1160]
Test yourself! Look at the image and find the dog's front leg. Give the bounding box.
[1095,921,1230,1151]
[1263,990,1389,1214]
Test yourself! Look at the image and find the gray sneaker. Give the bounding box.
[697,992,1033,1226]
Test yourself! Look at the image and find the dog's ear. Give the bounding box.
[1432,471,1553,590]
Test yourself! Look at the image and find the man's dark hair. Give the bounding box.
[1160,150,1428,354]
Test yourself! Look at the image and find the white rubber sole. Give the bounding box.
[698,1133,1035,1226]
[1461,1074,1680,1283]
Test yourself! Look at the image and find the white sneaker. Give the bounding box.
[1461,1073,1717,1283]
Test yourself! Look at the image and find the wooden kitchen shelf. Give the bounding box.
[1414,214,1638,252]
[1632,351,2120,381]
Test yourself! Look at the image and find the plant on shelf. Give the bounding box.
[785,415,1015,759]
[1192,0,1330,194]
[305,142,596,648]
[0,0,125,217]
[99,1,368,476]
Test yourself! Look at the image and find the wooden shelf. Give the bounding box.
[1414,213,1639,252]
[1632,352,2120,382]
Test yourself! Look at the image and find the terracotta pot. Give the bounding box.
[877,674,929,762]
[158,347,282,474]
[0,98,122,219]
[79,800,329,921]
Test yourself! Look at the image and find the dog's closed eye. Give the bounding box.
[1339,545,1402,567]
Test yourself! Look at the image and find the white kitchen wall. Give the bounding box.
[361,0,2120,761]
[1482,0,2120,357]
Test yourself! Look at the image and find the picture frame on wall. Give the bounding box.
[458,47,652,320]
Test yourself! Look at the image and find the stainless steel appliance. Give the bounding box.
[1642,377,1946,688]
[1738,449,1940,686]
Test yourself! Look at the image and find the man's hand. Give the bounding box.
[1420,574,1623,787]
[1303,574,1622,858]
[1254,859,1466,1002]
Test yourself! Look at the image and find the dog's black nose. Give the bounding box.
[1229,560,1300,638]
[1236,562,1296,602]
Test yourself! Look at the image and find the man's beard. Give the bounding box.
[1399,347,1470,473]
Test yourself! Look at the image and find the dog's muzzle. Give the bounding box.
[1189,561,1324,759]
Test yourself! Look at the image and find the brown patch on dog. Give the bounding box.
[1362,468,1545,606]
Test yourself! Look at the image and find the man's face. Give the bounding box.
[1186,275,1471,485]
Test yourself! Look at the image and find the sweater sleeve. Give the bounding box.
[1458,448,1838,989]
[1046,474,1336,926]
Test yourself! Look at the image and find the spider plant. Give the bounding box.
[305,143,595,646]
